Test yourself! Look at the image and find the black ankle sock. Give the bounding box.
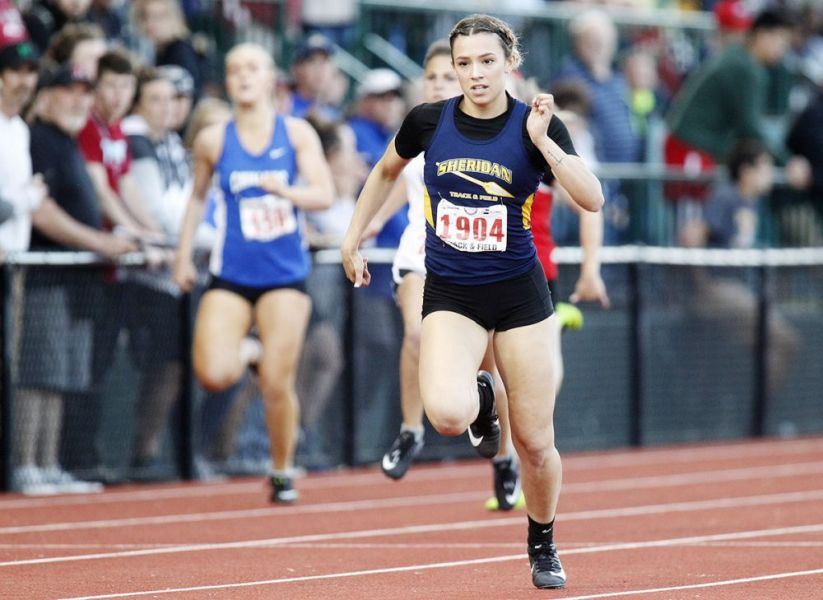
[528,516,555,547]
[477,378,493,416]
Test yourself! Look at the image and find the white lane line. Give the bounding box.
[1,437,821,510]
[56,525,823,599]
[0,491,487,535]
[4,460,822,535]
[563,460,823,493]
[557,569,823,600]
[3,489,823,567]
[0,543,182,550]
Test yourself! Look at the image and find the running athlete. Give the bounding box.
[342,15,603,589]
[174,43,334,503]
[373,41,522,513]
[372,40,463,480]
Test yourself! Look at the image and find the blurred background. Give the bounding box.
[1,0,822,494]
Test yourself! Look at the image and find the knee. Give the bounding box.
[402,328,421,361]
[195,362,240,393]
[513,430,557,469]
[194,345,244,392]
[422,392,474,437]
[258,364,296,401]
[427,413,469,437]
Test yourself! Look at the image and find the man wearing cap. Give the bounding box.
[289,33,341,120]
[0,9,44,254]
[13,59,136,492]
[347,68,407,303]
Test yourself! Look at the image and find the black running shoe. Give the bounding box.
[381,431,424,480]
[493,457,522,511]
[528,542,566,589]
[270,475,299,504]
[468,370,500,459]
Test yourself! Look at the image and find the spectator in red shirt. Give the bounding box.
[78,48,161,239]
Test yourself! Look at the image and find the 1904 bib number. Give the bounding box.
[436,200,507,252]
[239,195,297,241]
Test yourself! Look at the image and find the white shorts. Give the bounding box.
[391,224,426,286]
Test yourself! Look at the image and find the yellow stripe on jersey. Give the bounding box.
[521,192,535,230]
[423,185,434,228]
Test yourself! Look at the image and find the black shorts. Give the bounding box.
[422,262,554,331]
[207,276,307,305]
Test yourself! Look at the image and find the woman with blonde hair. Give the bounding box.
[174,43,334,502]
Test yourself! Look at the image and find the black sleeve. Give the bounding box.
[127,135,156,161]
[523,114,579,185]
[394,101,445,159]
[30,129,62,196]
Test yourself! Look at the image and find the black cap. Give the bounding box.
[294,34,335,64]
[37,63,93,91]
[0,41,39,71]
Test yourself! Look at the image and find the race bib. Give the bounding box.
[239,195,297,241]
[435,200,507,252]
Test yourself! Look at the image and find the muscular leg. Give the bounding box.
[192,290,255,392]
[494,316,561,524]
[397,273,425,430]
[255,289,311,472]
[419,311,488,436]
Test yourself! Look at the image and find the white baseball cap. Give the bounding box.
[357,68,403,98]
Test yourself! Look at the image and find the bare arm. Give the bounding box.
[31,197,137,258]
[528,94,604,213]
[85,163,152,235]
[173,124,221,291]
[260,118,335,211]
[554,183,609,307]
[119,171,164,234]
[363,177,408,240]
[341,140,410,286]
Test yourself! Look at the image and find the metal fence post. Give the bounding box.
[343,283,357,466]
[0,264,12,492]
[629,262,644,446]
[179,291,195,480]
[752,264,770,437]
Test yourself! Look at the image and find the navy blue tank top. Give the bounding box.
[422,97,544,285]
[210,117,309,287]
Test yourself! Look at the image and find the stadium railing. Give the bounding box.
[2,243,823,492]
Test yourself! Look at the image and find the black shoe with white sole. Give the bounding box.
[493,457,522,511]
[381,431,424,480]
[528,542,566,589]
[468,370,500,459]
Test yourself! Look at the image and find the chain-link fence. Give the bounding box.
[2,246,823,492]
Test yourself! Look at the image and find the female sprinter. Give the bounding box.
[371,40,523,514]
[174,43,334,503]
[341,15,603,589]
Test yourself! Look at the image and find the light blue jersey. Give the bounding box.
[210,117,309,287]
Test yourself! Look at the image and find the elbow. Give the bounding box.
[317,185,335,210]
[581,186,605,213]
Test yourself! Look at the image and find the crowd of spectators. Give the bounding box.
[0,0,821,492]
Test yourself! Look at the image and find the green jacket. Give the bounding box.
[666,44,786,162]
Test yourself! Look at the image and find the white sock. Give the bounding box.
[240,336,262,366]
[401,424,424,442]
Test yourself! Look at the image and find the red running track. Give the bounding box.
[1,436,822,599]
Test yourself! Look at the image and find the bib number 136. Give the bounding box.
[239,194,297,242]
[436,200,507,252]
